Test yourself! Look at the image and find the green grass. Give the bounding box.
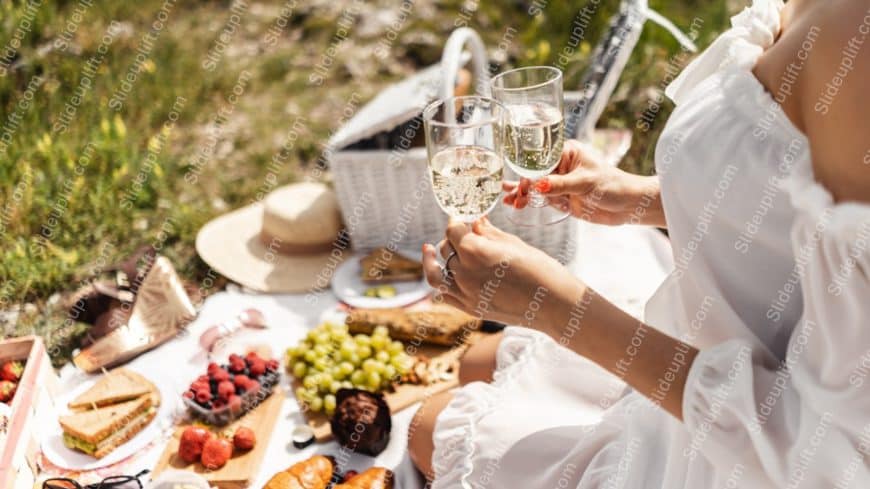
[0,0,731,362]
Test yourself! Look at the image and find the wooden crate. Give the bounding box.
[0,336,60,489]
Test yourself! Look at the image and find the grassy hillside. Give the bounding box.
[0,0,732,359]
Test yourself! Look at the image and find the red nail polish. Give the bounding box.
[535,179,551,193]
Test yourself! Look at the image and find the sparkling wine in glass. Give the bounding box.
[423,96,507,223]
[492,66,569,226]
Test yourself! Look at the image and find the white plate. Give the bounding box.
[332,249,431,309]
[41,368,177,470]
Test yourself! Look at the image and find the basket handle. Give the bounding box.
[440,28,489,102]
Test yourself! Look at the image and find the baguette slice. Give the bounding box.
[346,305,480,346]
[59,395,152,446]
[360,247,423,283]
[68,368,154,410]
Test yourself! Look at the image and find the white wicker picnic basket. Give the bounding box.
[328,1,692,262]
[328,28,579,262]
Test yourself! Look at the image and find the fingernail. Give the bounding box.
[535,179,551,193]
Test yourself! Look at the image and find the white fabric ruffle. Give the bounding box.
[665,0,782,105]
[430,327,547,488]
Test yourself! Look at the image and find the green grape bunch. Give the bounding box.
[286,322,413,416]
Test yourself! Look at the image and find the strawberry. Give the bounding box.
[182,391,194,400]
[207,362,221,375]
[228,354,243,364]
[0,361,23,382]
[245,351,261,364]
[0,380,16,403]
[245,380,260,393]
[179,426,212,463]
[201,437,232,470]
[233,426,256,450]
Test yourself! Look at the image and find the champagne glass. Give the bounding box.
[491,66,569,226]
[422,95,507,223]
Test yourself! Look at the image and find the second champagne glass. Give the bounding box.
[491,66,569,226]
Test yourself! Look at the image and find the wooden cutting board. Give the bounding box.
[152,387,284,488]
[301,338,475,442]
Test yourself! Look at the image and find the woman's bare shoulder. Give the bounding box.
[798,0,870,204]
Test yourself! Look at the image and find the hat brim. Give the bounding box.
[195,203,347,294]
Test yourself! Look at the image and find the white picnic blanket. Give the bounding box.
[50,221,672,488]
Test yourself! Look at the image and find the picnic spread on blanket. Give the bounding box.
[0,3,693,488]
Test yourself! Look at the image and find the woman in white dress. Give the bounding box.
[408,1,870,487]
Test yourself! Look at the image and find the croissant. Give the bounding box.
[263,455,334,489]
[334,467,394,489]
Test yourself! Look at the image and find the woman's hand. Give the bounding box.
[423,217,697,419]
[504,139,666,227]
[421,217,582,329]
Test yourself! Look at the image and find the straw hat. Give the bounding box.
[195,182,348,293]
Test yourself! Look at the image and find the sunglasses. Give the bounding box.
[43,469,149,489]
[198,308,268,353]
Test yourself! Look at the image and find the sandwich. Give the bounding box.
[59,395,157,458]
[360,247,423,283]
[59,368,160,458]
[67,368,159,410]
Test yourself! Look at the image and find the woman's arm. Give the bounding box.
[423,219,692,419]
[538,275,697,420]
[503,140,668,228]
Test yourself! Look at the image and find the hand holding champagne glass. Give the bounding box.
[491,66,569,226]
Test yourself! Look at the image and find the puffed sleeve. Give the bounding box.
[681,195,870,486]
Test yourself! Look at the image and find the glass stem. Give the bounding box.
[528,186,547,208]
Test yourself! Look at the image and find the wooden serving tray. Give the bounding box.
[300,336,479,442]
[152,387,284,489]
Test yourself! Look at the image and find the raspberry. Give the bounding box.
[266,359,280,372]
[212,369,231,382]
[249,360,266,377]
[217,380,236,400]
[233,375,250,389]
[195,389,212,404]
[228,394,243,414]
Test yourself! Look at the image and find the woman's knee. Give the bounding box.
[408,390,453,480]
[458,331,504,386]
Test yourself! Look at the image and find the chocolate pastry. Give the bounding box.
[330,389,391,456]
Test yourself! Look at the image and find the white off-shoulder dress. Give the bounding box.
[430,1,870,487]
